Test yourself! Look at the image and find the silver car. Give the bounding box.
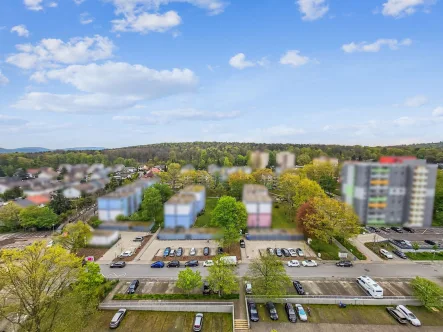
[190,248,196,256]
[193,313,204,331]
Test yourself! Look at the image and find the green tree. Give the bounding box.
[141,187,162,222]
[152,183,173,203]
[19,206,59,229]
[207,255,238,297]
[319,175,338,195]
[49,191,71,215]
[165,163,182,189]
[412,242,420,256]
[176,267,203,295]
[297,153,311,165]
[0,203,22,231]
[1,186,24,201]
[411,277,443,309]
[223,156,233,167]
[433,170,443,226]
[293,178,327,212]
[54,221,92,253]
[278,173,302,203]
[228,172,256,200]
[247,254,291,297]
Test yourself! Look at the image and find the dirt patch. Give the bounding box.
[112,235,152,262]
[76,247,109,261]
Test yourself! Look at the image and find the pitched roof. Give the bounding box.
[26,194,51,205]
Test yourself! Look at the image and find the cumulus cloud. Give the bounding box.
[381,0,436,17]
[74,0,86,4]
[80,12,95,25]
[11,25,30,38]
[229,53,256,70]
[6,35,115,69]
[342,38,412,53]
[279,50,310,67]
[297,0,329,21]
[0,71,9,86]
[403,95,428,108]
[433,107,443,117]
[112,11,181,33]
[48,2,58,7]
[24,0,43,11]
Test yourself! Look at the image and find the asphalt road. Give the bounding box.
[100,261,443,280]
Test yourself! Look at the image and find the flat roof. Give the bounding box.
[182,185,205,192]
[165,193,195,204]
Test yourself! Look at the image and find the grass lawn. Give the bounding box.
[84,311,232,332]
[405,251,443,260]
[254,304,443,325]
[336,237,367,260]
[309,239,340,260]
[272,203,296,229]
[194,197,218,228]
[364,241,397,260]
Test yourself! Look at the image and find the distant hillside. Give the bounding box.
[0,147,105,154]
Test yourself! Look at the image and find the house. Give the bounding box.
[151,167,161,173]
[26,169,40,178]
[124,167,137,173]
[26,194,51,206]
[12,198,36,208]
[38,167,58,181]
[87,163,105,174]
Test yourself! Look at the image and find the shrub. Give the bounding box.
[88,216,102,228]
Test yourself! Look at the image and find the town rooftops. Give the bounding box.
[26,194,51,205]
[101,191,135,199]
[165,193,196,205]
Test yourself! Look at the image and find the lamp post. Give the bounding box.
[52,224,55,233]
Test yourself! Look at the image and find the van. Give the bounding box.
[193,313,204,331]
[356,276,383,298]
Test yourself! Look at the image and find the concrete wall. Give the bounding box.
[99,301,233,313]
[157,232,215,240]
[247,296,421,306]
[247,234,305,241]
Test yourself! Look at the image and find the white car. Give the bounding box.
[46,240,54,248]
[203,260,214,267]
[287,260,300,267]
[190,248,196,256]
[396,305,421,326]
[296,248,305,257]
[380,248,393,259]
[302,260,317,267]
[295,304,307,321]
[169,249,176,257]
[288,248,298,257]
[119,250,133,257]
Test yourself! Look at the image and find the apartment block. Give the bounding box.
[242,184,272,228]
[164,193,198,229]
[341,157,437,227]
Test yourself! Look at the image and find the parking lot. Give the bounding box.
[0,231,52,250]
[244,241,316,260]
[99,231,148,262]
[114,279,189,295]
[369,227,443,242]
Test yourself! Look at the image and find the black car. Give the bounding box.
[285,303,297,323]
[367,226,376,233]
[176,247,183,257]
[402,227,415,233]
[373,227,381,233]
[336,260,353,267]
[127,279,139,294]
[425,240,437,246]
[282,248,290,257]
[292,280,305,295]
[217,247,224,255]
[203,247,210,256]
[248,301,259,322]
[380,227,391,233]
[110,261,126,268]
[265,302,278,320]
[275,248,282,257]
[203,281,211,295]
[391,226,403,233]
[240,239,245,248]
[185,260,199,267]
[392,249,407,259]
[163,247,171,257]
[167,260,180,268]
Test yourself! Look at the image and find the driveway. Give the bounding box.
[251,323,443,332]
[99,231,148,262]
[349,235,384,262]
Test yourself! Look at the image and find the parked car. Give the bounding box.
[288,260,300,267]
[109,308,127,329]
[424,239,437,246]
[151,261,165,268]
[288,248,298,257]
[163,247,171,257]
[373,227,381,233]
[193,313,204,332]
[293,280,305,295]
[240,239,245,248]
[392,249,407,259]
[367,226,376,233]
[133,236,144,242]
[265,302,278,320]
[176,247,183,257]
[282,248,291,257]
[275,248,282,257]
[295,304,307,321]
[248,301,259,322]
[245,282,252,294]
[386,307,408,324]
[285,303,297,323]
[203,247,210,256]
[190,248,197,256]
[185,260,199,267]
[296,248,304,257]
[380,227,391,233]
[169,249,176,257]
[217,247,224,255]
[46,240,54,248]
[203,260,214,267]
[302,260,317,267]
[167,260,180,268]
[402,227,415,233]
[203,281,211,295]
[336,260,353,267]
[380,248,393,259]
[110,261,126,268]
[267,248,274,255]
[127,280,139,294]
[396,305,421,326]
[391,226,403,233]
[119,250,133,258]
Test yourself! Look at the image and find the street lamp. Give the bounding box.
[52,224,55,233]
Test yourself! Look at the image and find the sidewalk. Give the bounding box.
[349,235,383,262]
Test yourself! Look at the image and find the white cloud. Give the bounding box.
[381,0,435,17]
[432,107,443,117]
[13,92,139,113]
[24,0,43,11]
[394,116,417,126]
[80,12,95,25]
[34,62,198,98]
[297,0,329,21]
[74,0,86,4]
[6,35,115,69]
[403,95,428,108]
[229,53,255,70]
[342,38,412,53]
[48,2,58,7]
[0,71,9,86]
[11,25,30,38]
[112,11,181,33]
[279,50,310,67]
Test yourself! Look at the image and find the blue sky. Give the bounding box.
[1,0,443,149]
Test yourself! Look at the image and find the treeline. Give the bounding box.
[1,142,443,176]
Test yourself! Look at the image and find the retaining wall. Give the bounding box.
[99,301,234,313]
[246,296,421,306]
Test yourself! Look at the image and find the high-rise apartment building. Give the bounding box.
[341,157,437,227]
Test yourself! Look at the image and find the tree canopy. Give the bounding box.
[207,255,238,297]
[228,172,256,200]
[0,203,22,231]
[411,277,443,309]
[141,187,162,222]
[19,206,59,229]
[176,267,203,295]
[54,221,92,253]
